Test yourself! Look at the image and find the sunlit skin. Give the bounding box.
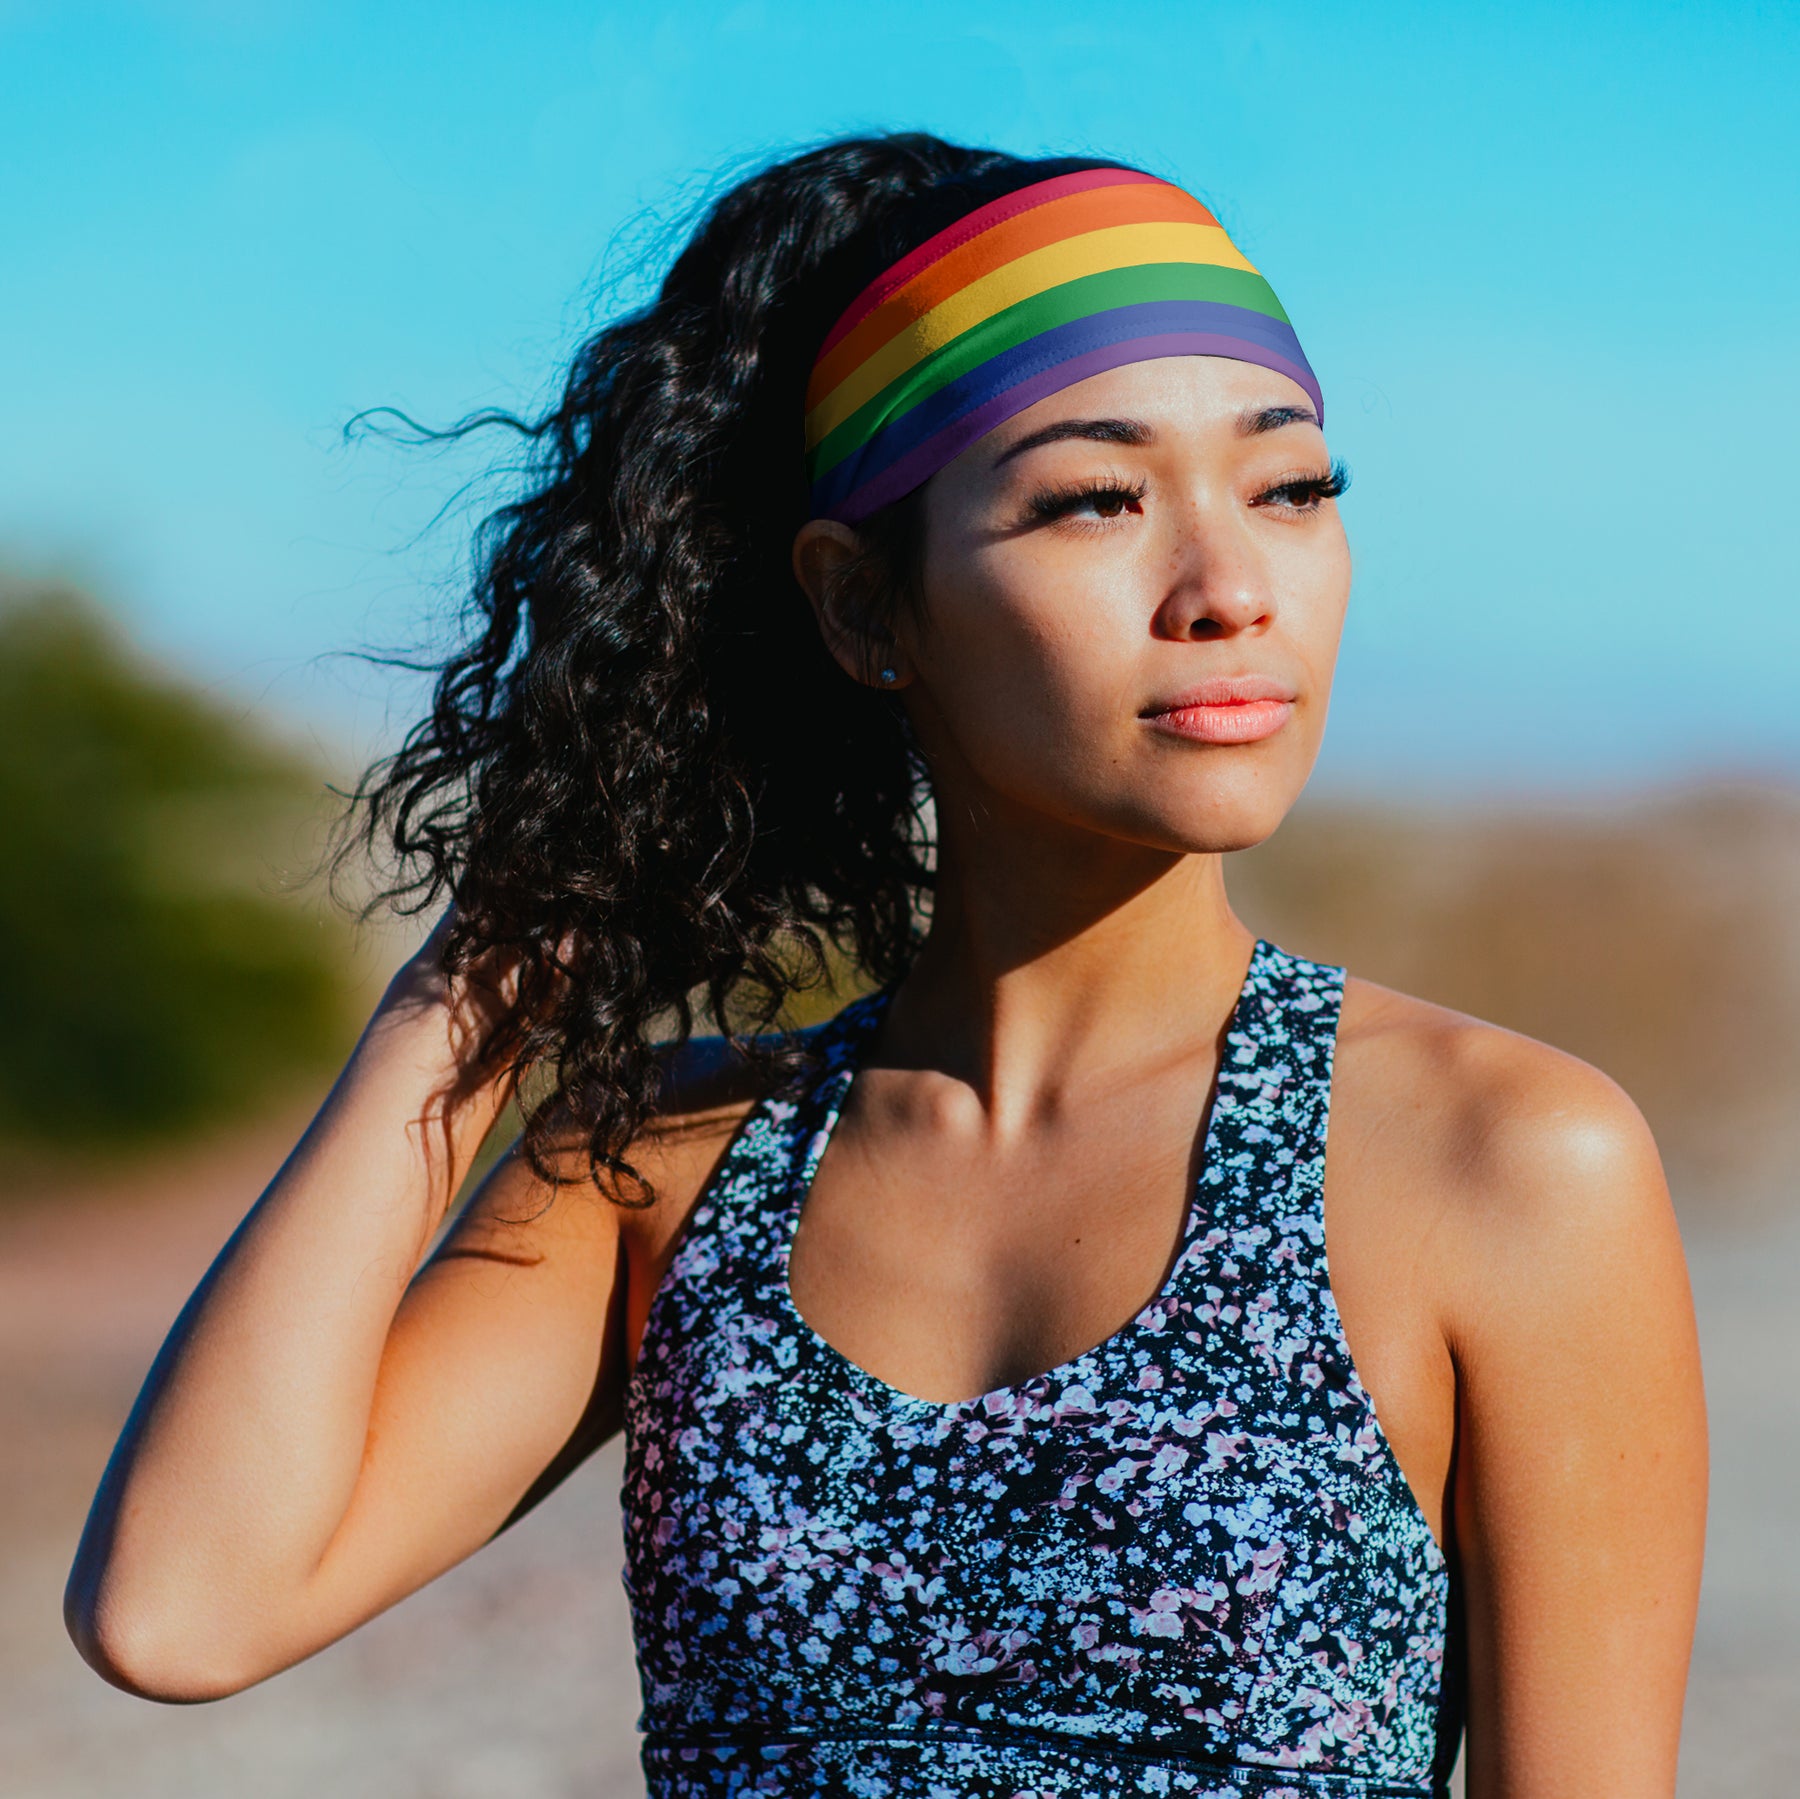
[780,357,1362,1433]
[779,355,1365,1427]
[862,356,1349,862]
[774,353,1698,1796]
[67,355,1705,1799]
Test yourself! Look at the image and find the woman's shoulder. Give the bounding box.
[607,1018,846,1235]
[648,1010,857,1121]
[652,1030,778,1117]
[1331,972,1676,1307]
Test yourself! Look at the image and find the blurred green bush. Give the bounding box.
[0,578,354,1163]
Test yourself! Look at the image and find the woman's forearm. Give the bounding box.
[65,936,518,1692]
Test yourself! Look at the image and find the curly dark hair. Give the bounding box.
[326,131,1046,1204]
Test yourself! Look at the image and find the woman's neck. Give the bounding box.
[883,804,1257,1131]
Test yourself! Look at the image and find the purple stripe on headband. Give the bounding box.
[820,328,1325,523]
[809,298,1310,517]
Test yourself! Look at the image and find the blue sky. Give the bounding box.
[2,1,1796,793]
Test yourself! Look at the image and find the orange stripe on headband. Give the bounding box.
[806,177,1219,412]
[804,161,1322,523]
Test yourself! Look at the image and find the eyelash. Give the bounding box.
[1262,459,1352,512]
[1023,459,1352,528]
[1023,475,1148,527]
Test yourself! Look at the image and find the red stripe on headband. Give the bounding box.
[813,166,1180,365]
[805,180,1221,413]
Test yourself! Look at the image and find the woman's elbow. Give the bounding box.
[63,1566,262,1704]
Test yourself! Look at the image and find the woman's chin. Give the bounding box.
[1130,774,1311,858]
[1089,797,1300,861]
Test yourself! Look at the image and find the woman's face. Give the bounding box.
[802,354,1351,857]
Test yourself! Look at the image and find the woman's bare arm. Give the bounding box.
[63,913,628,1702]
[1444,1036,1708,1797]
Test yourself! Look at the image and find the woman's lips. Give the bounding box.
[1141,677,1296,745]
[1153,698,1293,743]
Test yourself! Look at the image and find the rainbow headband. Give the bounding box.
[803,162,1322,523]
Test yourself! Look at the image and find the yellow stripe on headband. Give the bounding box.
[804,221,1259,448]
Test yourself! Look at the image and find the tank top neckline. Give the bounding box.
[768,935,1284,1416]
[621,937,1463,1794]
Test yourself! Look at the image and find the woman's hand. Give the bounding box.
[381,903,522,1075]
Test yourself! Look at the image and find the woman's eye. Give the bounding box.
[1255,460,1352,513]
[1025,482,1147,525]
[1085,488,1136,518]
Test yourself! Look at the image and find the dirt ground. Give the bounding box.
[3,1108,1795,1797]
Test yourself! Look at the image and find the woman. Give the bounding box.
[67,135,1707,1797]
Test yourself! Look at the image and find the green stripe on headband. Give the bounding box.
[805,261,1292,485]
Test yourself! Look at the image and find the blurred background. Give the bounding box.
[1,3,1794,1793]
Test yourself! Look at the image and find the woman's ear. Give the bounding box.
[791,518,910,689]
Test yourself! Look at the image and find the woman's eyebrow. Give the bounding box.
[991,417,1155,468]
[1238,403,1320,436]
[991,402,1319,471]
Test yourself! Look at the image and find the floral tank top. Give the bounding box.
[620,940,1463,1796]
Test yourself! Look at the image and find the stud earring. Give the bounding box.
[878,667,898,685]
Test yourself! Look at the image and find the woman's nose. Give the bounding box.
[1152,507,1273,641]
